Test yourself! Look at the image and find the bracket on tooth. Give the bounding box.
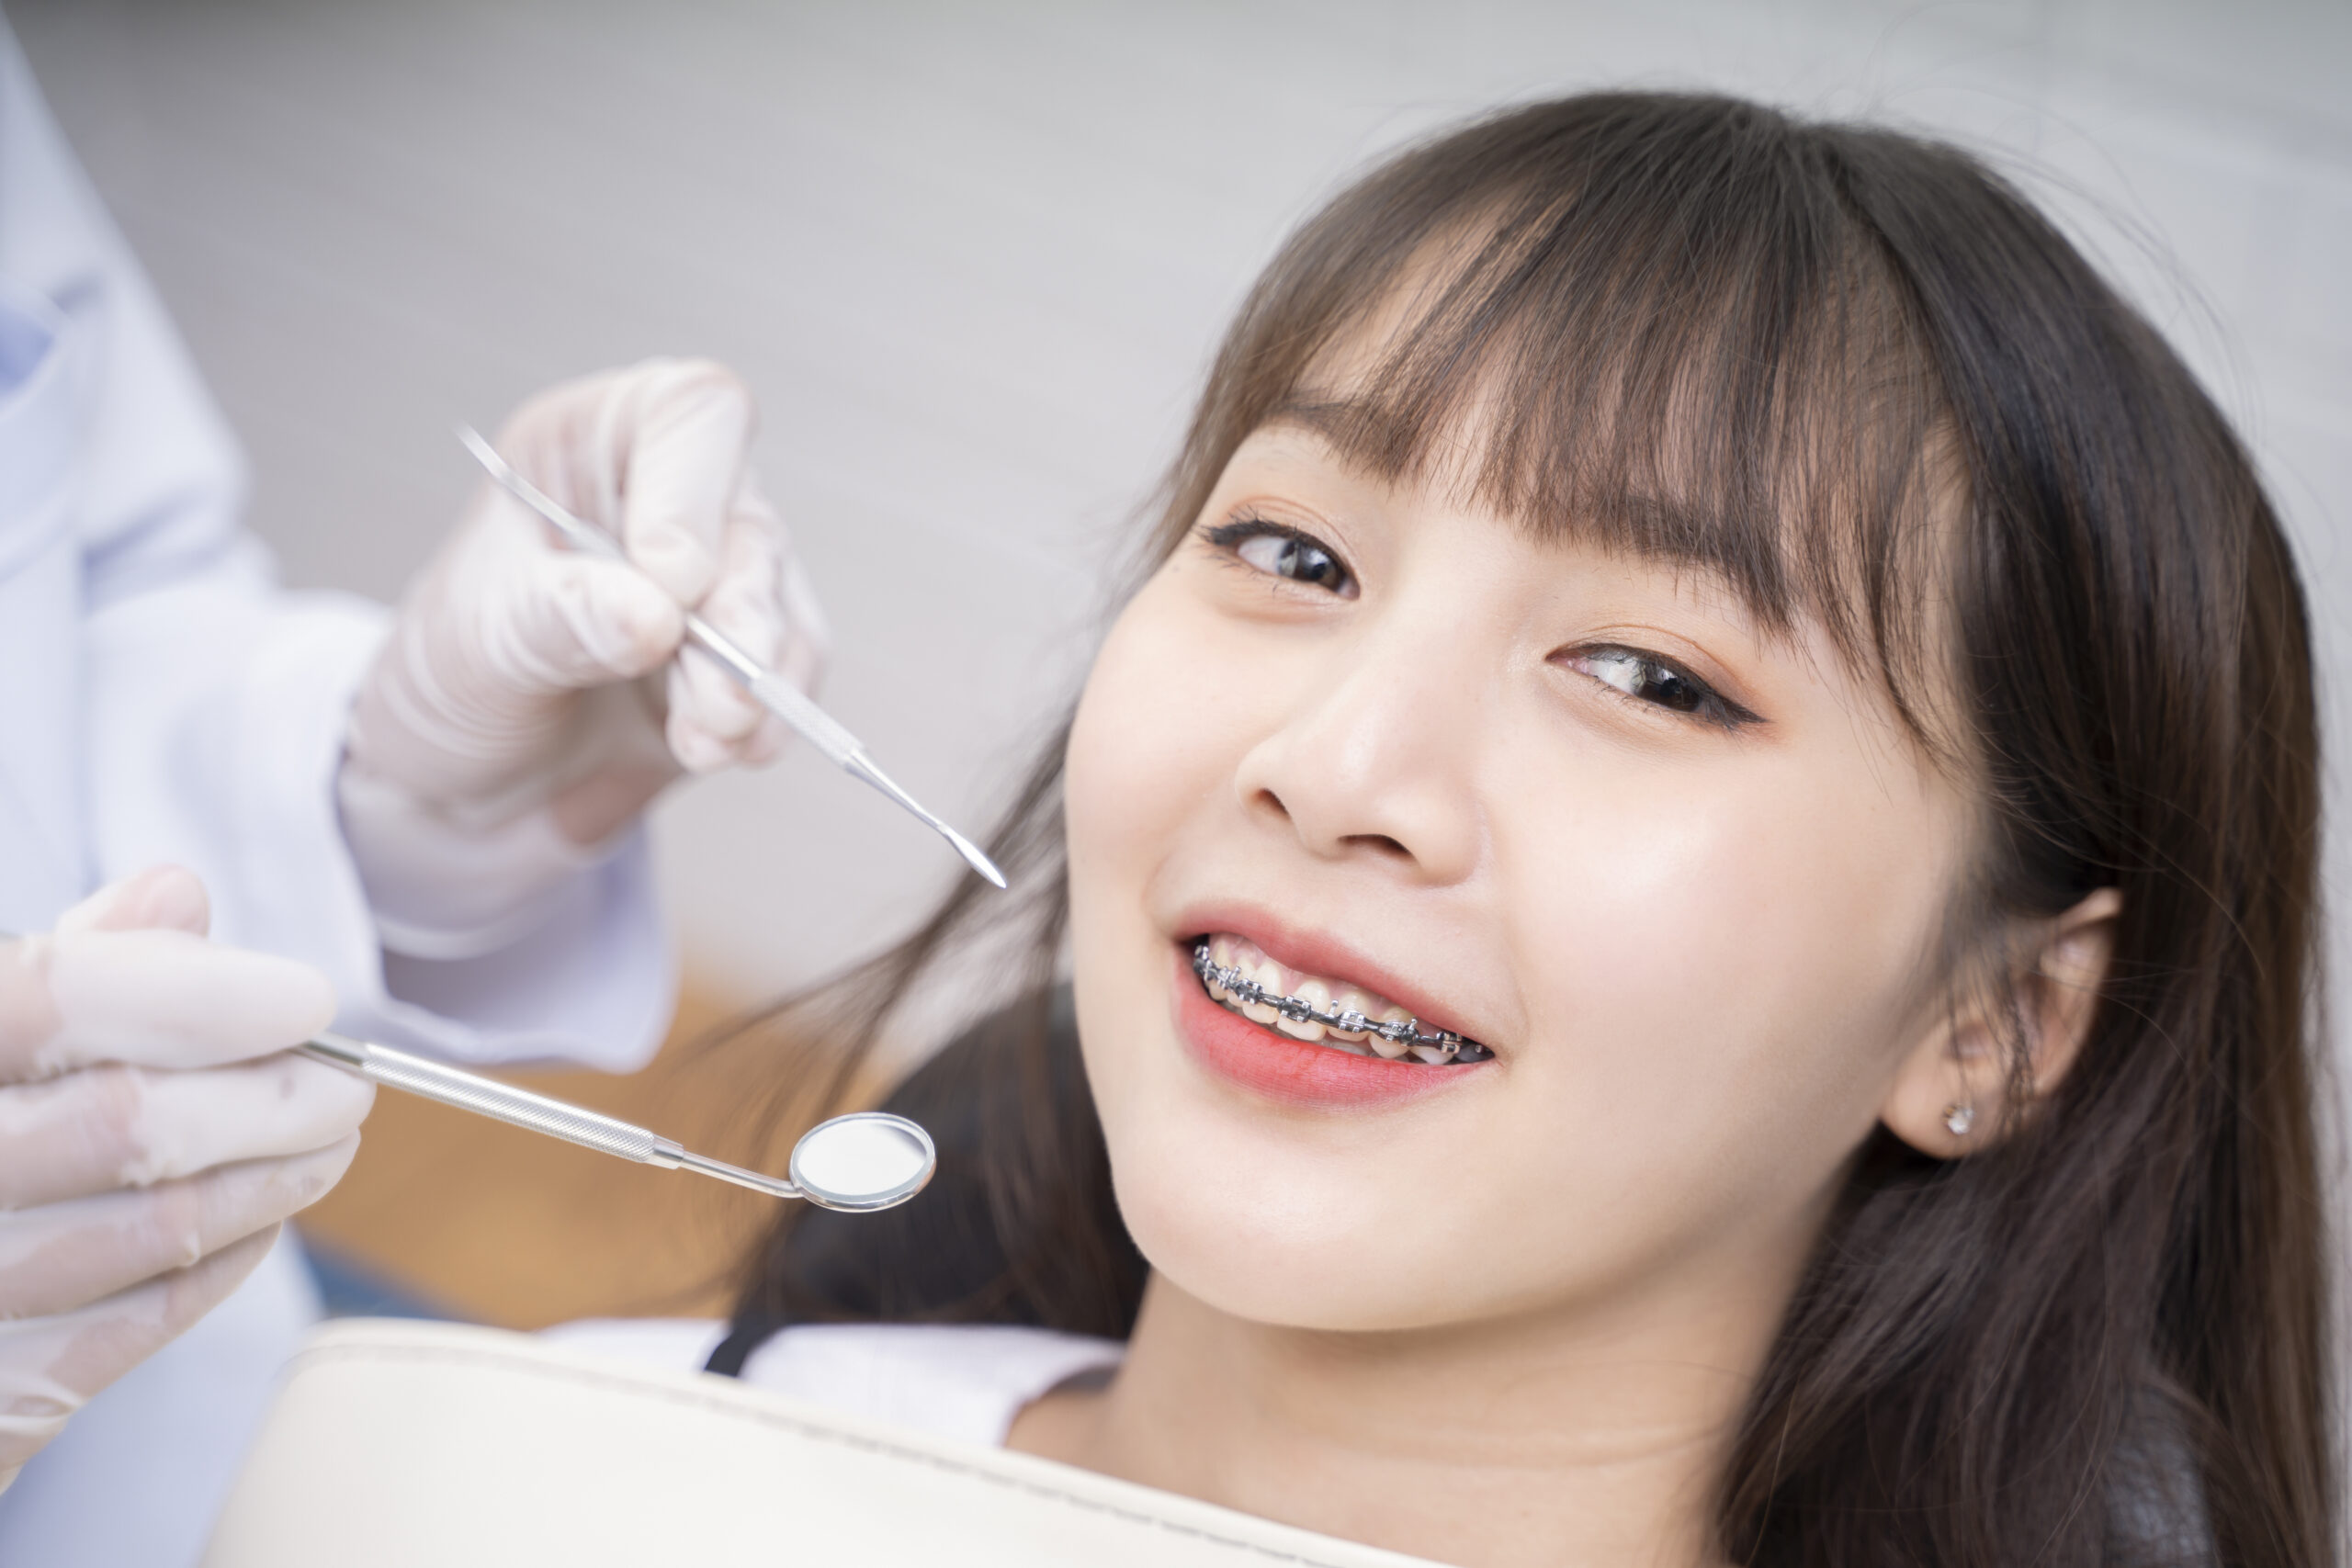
[1191,942,1493,1063]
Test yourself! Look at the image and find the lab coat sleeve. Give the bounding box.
[1,29,671,1069]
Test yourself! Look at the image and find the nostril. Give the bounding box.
[1250,788,1412,863]
[1248,788,1292,823]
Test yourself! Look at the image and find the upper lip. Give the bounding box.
[1172,901,1489,1048]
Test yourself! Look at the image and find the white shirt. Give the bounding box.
[542,1319,1128,1450]
[0,23,671,1565]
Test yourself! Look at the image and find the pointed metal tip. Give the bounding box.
[944,826,1009,889]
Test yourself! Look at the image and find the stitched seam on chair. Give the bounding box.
[288,1342,1403,1568]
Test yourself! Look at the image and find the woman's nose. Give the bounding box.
[1231,625,1486,885]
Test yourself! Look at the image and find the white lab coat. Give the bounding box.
[0,26,674,1566]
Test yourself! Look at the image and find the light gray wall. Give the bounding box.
[15,0,2348,1010]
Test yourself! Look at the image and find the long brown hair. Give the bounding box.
[707,93,2332,1565]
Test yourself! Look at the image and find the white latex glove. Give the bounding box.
[0,865,371,1491]
[340,357,830,959]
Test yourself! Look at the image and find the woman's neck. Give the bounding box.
[1010,1255,1800,1568]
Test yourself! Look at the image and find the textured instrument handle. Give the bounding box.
[746,669,862,768]
[300,1036,671,1166]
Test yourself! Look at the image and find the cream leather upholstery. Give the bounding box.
[202,1319,1449,1567]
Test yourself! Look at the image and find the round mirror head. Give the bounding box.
[788,1111,936,1213]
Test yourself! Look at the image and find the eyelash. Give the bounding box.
[1559,646,1761,731]
[1202,517,1758,730]
[1201,517,1357,598]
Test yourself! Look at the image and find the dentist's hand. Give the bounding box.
[0,866,369,1490]
[340,359,830,956]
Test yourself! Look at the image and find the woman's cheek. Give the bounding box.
[1500,739,1959,1198]
[1065,583,1227,1121]
[1068,589,1214,886]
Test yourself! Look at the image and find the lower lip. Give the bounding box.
[1170,945,1488,1109]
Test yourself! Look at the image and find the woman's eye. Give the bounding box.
[1204,520,1357,598]
[1562,647,1758,729]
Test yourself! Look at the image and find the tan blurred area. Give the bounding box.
[296,986,775,1327]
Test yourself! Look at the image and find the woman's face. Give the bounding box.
[1064,414,1975,1336]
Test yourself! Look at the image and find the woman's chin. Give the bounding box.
[1111,1151,1493,1333]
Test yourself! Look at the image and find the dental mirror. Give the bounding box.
[0,926,946,1215]
[285,1031,936,1213]
[786,1111,938,1213]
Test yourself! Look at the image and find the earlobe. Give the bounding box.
[1880,1004,2004,1159]
[1879,886,2122,1158]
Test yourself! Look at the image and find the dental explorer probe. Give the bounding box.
[296,1032,937,1213]
[456,424,1008,891]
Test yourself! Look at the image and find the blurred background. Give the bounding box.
[9,0,2346,1325]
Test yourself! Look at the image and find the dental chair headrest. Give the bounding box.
[202,1319,1439,1568]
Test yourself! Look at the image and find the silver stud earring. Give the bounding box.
[1942,1102,1975,1137]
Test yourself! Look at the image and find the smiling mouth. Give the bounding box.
[1190,937,1494,1064]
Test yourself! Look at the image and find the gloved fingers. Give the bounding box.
[775,535,833,694]
[747,473,832,728]
[665,500,793,772]
[0,1056,375,1210]
[744,548,835,771]
[605,358,755,606]
[486,542,687,695]
[344,489,684,805]
[0,1138,356,1320]
[0,928,335,1083]
[504,358,756,604]
[542,682,684,848]
[667,482,831,771]
[0,1224,278,1478]
[53,863,210,939]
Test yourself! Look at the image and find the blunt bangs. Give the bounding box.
[1157,93,1960,742]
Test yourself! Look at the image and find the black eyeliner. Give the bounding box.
[1201,517,1325,551]
[1573,644,1765,732]
[1198,515,1357,597]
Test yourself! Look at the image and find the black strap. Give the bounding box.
[704,1314,786,1378]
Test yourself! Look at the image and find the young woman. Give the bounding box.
[560,91,2333,1565]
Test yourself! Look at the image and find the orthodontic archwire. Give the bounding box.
[1191,942,1494,1063]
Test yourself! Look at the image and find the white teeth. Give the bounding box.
[1205,934,1236,999]
[1328,987,1376,1043]
[1367,1005,1416,1058]
[1231,943,1286,1024]
[1276,979,1330,1042]
[1192,936,1489,1065]
[1239,958,1282,1025]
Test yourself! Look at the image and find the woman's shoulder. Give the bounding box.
[541,1317,1125,1450]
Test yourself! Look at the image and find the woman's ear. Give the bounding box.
[1880,887,2122,1157]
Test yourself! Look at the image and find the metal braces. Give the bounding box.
[1191,942,1494,1063]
